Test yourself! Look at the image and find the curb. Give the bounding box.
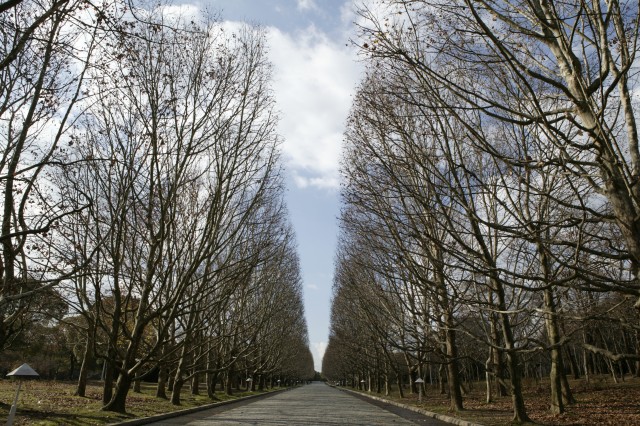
[108,387,291,425]
[337,387,484,426]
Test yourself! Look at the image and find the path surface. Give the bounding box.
[146,382,450,425]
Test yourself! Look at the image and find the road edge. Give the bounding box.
[336,386,484,426]
[108,387,292,426]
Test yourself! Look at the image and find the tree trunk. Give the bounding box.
[565,346,580,380]
[75,326,94,397]
[191,373,200,395]
[485,357,492,404]
[207,371,218,399]
[167,373,174,392]
[582,330,592,383]
[171,343,189,405]
[171,379,184,405]
[68,352,76,380]
[494,278,531,423]
[156,364,168,399]
[444,316,464,411]
[438,364,446,395]
[385,373,390,396]
[225,368,233,395]
[102,357,115,405]
[544,287,564,414]
[560,366,576,405]
[635,330,640,377]
[102,372,132,413]
[489,305,507,397]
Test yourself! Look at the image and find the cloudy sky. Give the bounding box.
[201,0,364,370]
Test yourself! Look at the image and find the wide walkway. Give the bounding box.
[146,382,450,425]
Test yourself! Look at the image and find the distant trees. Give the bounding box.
[325,0,640,422]
[1,0,313,415]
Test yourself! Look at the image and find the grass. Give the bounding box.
[349,374,640,425]
[0,380,279,425]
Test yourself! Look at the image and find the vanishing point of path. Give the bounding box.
[146,382,450,425]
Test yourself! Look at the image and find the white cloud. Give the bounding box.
[157,4,201,21]
[151,5,363,192]
[340,0,357,25]
[292,172,339,190]
[296,0,318,11]
[344,0,403,33]
[311,341,327,371]
[267,25,362,190]
[307,283,319,290]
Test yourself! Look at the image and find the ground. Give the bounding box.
[353,375,640,425]
[0,376,638,425]
[0,380,266,425]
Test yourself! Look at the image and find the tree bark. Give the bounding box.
[102,372,131,413]
[75,325,94,397]
[444,316,464,411]
[156,363,168,399]
[544,287,565,414]
[170,379,184,405]
[493,278,531,423]
[191,373,200,395]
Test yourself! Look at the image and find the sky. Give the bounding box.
[200,0,365,370]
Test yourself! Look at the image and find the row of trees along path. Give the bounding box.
[324,0,640,423]
[0,0,314,414]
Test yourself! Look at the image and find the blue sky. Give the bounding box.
[201,0,364,370]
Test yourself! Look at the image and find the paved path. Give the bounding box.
[146,383,449,425]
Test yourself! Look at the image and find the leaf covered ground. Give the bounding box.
[0,380,268,425]
[354,375,640,425]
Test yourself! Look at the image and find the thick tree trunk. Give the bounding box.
[490,313,507,398]
[444,317,464,411]
[493,279,531,423]
[171,344,188,405]
[156,364,168,399]
[102,372,132,413]
[544,287,564,414]
[207,372,218,399]
[102,358,115,405]
[171,379,184,405]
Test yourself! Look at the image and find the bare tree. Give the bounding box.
[0,0,116,349]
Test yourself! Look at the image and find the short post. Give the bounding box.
[360,379,366,391]
[6,363,39,426]
[277,379,281,387]
[246,377,253,392]
[415,378,424,403]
